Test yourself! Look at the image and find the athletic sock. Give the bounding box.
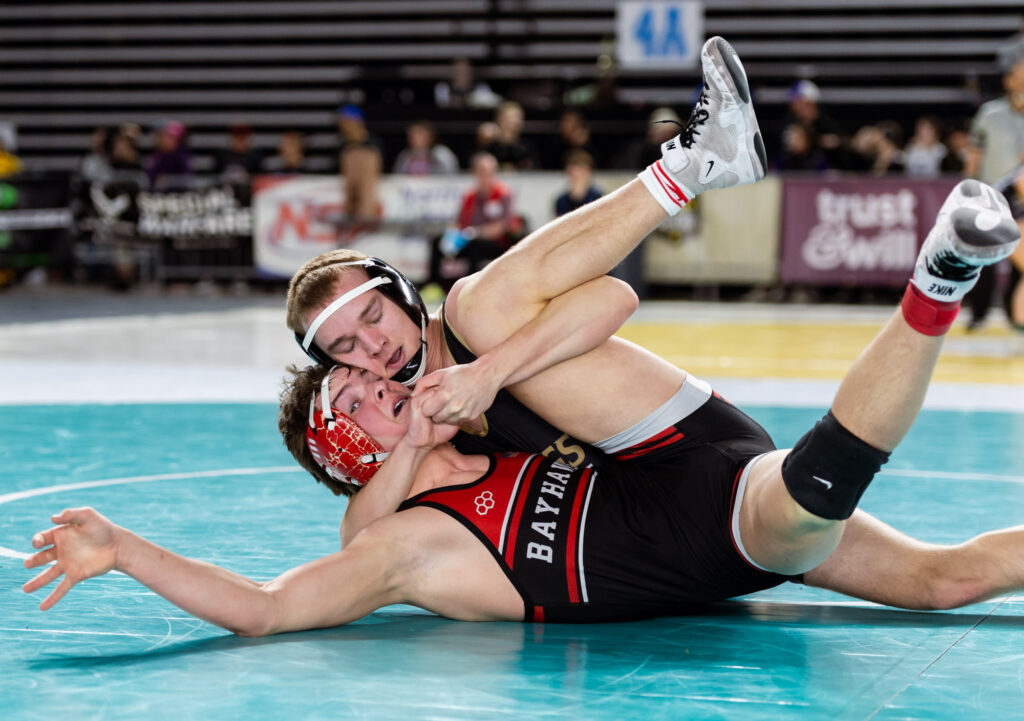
[637,160,689,216]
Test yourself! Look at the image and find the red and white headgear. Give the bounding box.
[305,366,390,487]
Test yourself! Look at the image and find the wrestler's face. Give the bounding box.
[303,271,421,380]
[321,366,412,451]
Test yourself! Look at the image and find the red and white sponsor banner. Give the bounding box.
[780,176,959,287]
[252,173,570,281]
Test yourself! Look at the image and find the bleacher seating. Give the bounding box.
[1,0,1021,171]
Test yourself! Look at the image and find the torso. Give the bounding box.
[399,437,790,623]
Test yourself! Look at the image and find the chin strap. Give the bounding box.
[394,315,429,386]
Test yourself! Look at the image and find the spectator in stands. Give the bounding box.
[262,131,307,174]
[426,151,523,290]
[775,122,828,172]
[483,101,538,171]
[904,116,948,177]
[964,38,1024,331]
[941,126,970,174]
[473,121,500,158]
[553,110,597,169]
[108,124,144,175]
[392,120,459,175]
[0,135,22,178]
[212,123,263,184]
[79,127,113,184]
[146,120,192,189]
[434,57,501,110]
[336,105,383,221]
[555,150,602,216]
[850,122,905,176]
[781,80,844,168]
[616,107,681,170]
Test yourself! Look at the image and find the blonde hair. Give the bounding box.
[284,248,369,333]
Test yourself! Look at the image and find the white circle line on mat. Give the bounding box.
[0,466,303,560]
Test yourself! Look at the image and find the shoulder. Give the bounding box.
[974,98,1010,123]
[492,181,513,198]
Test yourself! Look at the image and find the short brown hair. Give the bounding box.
[278,363,359,497]
[284,248,369,335]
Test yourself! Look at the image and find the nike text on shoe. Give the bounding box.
[912,184,1020,303]
[638,36,767,215]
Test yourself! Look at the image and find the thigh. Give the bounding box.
[737,449,844,575]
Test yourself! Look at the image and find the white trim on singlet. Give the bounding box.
[577,469,597,603]
[498,454,534,556]
[730,452,771,572]
[594,374,713,454]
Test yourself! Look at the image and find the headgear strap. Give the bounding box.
[301,275,391,353]
[296,258,428,386]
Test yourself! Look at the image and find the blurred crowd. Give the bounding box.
[2,43,1021,322]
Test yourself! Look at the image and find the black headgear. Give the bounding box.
[295,257,429,385]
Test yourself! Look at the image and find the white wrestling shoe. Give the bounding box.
[912,179,1020,302]
[653,36,767,202]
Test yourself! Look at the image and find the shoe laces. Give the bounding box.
[654,83,710,149]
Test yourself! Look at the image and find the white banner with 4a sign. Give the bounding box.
[616,1,704,70]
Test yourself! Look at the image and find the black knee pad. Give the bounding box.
[781,411,891,520]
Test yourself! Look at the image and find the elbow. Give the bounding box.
[230,613,276,638]
[232,623,270,638]
[230,586,281,638]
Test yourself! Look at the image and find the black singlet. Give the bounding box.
[399,398,793,623]
[441,303,606,471]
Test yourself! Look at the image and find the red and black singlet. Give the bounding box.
[399,447,795,623]
[399,452,597,622]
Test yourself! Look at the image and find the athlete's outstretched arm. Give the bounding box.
[23,507,407,636]
[421,274,638,426]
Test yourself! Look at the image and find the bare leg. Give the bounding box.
[804,510,1024,610]
[459,37,765,318]
[739,312,944,575]
[472,179,668,313]
[739,182,1020,575]
[830,313,943,452]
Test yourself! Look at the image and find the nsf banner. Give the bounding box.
[616,1,703,70]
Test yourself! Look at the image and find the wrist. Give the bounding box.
[473,351,513,391]
[112,526,136,573]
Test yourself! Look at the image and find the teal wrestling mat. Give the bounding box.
[2,404,1023,720]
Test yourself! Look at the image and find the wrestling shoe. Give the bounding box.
[934,177,1010,224]
[912,180,1020,302]
[639,36,767,213]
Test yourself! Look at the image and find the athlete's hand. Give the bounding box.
[22,507,121,611]
[405,393,460,450]
[413,362,500,427]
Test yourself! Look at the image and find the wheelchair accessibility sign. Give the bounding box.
[616,1,703,70]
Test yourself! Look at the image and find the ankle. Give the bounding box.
[902,282,961,336]
[637,161,689,216]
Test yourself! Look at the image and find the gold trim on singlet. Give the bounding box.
[440,302,490,438]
